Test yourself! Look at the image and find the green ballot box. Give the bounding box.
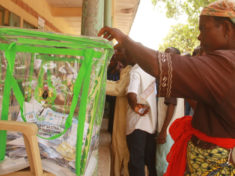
[0,27,113,176]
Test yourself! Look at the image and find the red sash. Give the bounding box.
[164,116,235,176]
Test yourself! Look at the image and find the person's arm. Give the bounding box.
[99,27,208,100]
[157,98,176,144]
[106,79,128,96]
[99,27,231,104]
[127,93,137,110]
[127,93,149,116]
[98,27,159,78]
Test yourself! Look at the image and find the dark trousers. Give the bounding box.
[126,129,157,176]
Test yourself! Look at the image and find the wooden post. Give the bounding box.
[104,0,112,27]
[81,0,104,36]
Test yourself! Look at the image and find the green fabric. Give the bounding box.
[27,54,35,101]
[0,43,16,160]
[76,49,94,175]
[0,28,113,175]
[80,49,110,173]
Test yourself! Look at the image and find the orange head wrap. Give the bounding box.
[201,0,235,23]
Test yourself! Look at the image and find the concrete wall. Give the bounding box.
[0,0,76,34]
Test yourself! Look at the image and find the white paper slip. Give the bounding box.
[0,157,29,175]
[7,137,25,146]
[42,159,76,176]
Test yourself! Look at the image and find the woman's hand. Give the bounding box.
[98,26,127,45]
[157,130,167,144]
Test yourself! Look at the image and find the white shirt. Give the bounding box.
[126,64,157,135]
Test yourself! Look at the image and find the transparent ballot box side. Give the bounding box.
[0,27,113,176]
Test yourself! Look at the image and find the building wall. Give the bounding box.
[0,0,76,34]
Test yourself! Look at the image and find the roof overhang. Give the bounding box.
[46,0,140,35]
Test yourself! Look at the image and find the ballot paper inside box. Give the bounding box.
[0,27,113,176]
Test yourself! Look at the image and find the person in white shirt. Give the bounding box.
[126,64,157,176]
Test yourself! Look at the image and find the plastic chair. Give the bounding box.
[0,120,54,176]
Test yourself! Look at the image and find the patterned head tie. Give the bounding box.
[201,0,235,24]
